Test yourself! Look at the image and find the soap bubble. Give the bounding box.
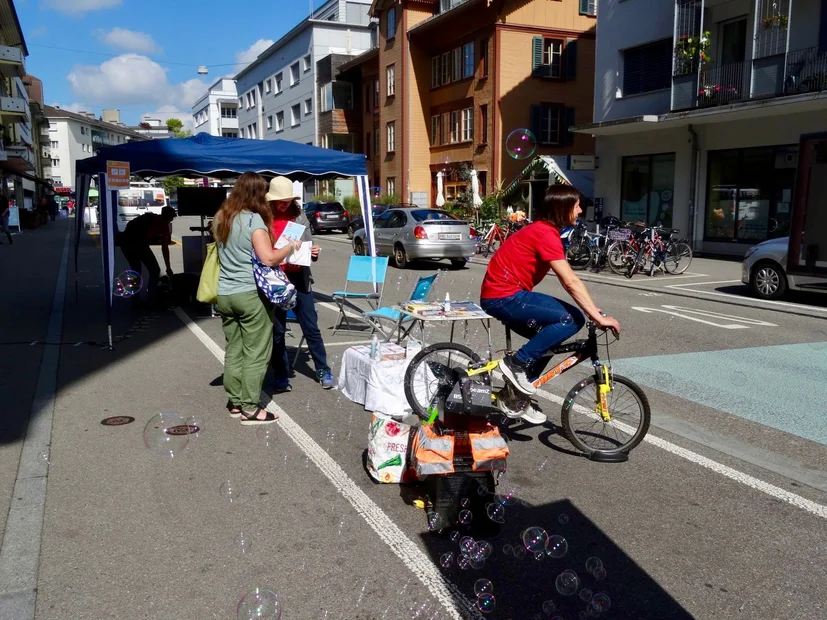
[426,511,444,531]
[183,415,203,443]
[236,587,282,619]
[591,593,611,612]
[234,531,253,555]
[592,565,607,581]
[505,129,537,160]
[561,314,574,327]
[502,543,513,556]
[142,412,190,459]
[38,448,51,466]
[220,479,243,504]
[579,588,594,602]
[579,612,589,620]
[257,425,277,449]
[457,555,470,570]
[555,569,580,596]
[476,593,495,614]
[486,502,505,524]
[585,556,603,575]
[534,551,545,561]
[460,497,471,508]
[439,552,454,568]
[450,530,460,542]
[113,270,142,298]
[542,600,557,614]
[474,578,493,596]
[439,155,452,172]
[558,513,570,525]
[512,545,527,560]
[522,526,549,553]
[586,601,602,617]
[497,487,519,506]
[546,535,568,559]
[477,541,493,559]
[458,509,473,525]
[459,536,476,557]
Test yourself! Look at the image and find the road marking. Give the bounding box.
[0,226,70,619]
[660,305,777,326]
[632,306,750,329]
[581,271,709,286]
[667,281,827,314]
[533,388,827,520]
[173,307,482,620]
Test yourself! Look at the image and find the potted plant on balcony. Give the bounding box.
[674,31,712,74]
[761,13,788,30]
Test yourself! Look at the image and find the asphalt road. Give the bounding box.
[8,218,827,620]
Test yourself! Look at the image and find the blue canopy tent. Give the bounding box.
[75,132,376,349]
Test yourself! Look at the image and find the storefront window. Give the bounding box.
[621,153,675,226]
[705,146,795,242]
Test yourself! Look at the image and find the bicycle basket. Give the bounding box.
[609,228,632,240]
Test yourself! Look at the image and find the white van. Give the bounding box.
[116,183,168,232]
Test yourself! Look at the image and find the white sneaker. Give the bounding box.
[518,405,546,425]
[500,355,537,395]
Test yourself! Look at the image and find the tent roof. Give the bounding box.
[503,155,594,199]
[76,132,368,180]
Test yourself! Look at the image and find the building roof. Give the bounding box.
[44,106,149,140]
[0,0,28,56]
[335,47,379,74]
[407,0,484,35]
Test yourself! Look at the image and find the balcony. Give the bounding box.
[0,44,25,78]
[783,47,827,95]
[0,96,27,116]
[4,142,35,169]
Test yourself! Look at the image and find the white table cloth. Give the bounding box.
[338,343,414,419]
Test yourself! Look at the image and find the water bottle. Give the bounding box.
[370,333,380,360]
[443,293,451,313]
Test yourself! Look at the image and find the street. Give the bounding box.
[2,218,827,619]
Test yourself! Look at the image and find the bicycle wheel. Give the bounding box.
[560,373,650,456]
[566,238,593,270]
[404,342,482,421]
[607,241,632,275]
[483,239,500,257]
[664,242,693,274]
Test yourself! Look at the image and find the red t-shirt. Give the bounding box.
[271,212,301,273]
[480,221,565,299]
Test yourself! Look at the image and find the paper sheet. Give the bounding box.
[280,221,306,241]
[276,238,312,266]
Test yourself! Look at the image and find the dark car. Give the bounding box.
[303,201,349,234]
[347,204,391,239]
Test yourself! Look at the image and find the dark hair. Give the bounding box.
[161,206,177,221]
[212,172,273,245]
[271,198,301,220]
[534,185,582,229]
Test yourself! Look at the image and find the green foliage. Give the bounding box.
[480,195,500,221]
[375,193,400,205]
[165,118,191,138]
[162,176,186,195]
[343,195,362,216]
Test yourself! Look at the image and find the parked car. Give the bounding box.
[351,207,476,269]
[742,236,827,300]
[347,204,390,239]
[303,201,349,234]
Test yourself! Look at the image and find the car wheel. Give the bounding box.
[347,227,354,240]
[451,259,467,269]
[310,223,318,235]
[394,244,408,269]
[751,261,787,300]
[353,239,365,255]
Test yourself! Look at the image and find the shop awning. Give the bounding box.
[503,155,594,199]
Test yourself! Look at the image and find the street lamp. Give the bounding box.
[197,66,208,75]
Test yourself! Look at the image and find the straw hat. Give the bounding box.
[265,176,300,202]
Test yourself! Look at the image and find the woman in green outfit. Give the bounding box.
[212,172,301,425]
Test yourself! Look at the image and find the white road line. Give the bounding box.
[669,280,742,287]
[173,307,482,620]
[666,282,827,314]
[581,272,709,286]
[533,388,827,520]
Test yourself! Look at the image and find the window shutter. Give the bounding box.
[565,39,577,79]
[532,36,543,75]
[564,107,576,145]
[530,105,542,142]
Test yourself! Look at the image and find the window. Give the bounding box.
[291,104,301,126]
[81,127,86,135]
[303,54,312,72]
[622,39,672,96]
[276,111,284,131]
[543,39,563,78]
[441,52,450,84]
[452,48,461,81]
[621,153,676,227]
[530,104,575,146]
[222,131,238,137]
[365,83,372,111]
[246,92,252,108]
[386,65,395,96]
[251,90,257,107]
[265,78,272,94]
[462,43,474,79]
[386,121,395,152]
[267,115,273,130]
[479,105,488,144]
[387,177,395,196]
[431,57,440,88]
[290,62,300,85]
[431,115,441,146]
[251,122,257,138]
[221,107,237,118]
[238,97,243,107]
[461,107,473,142]
[51,158,60,167]
[275,73,283,93]
[480,39,489,78]
[365,132,371,157]
[304,98,312,115]
[579,0,596,16]
[449,111,459,143]
[50,141,58,149]
[387,7,397,39]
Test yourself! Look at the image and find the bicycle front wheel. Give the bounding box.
[404,342,482,421]
[664,242,693,274]
[483,239,500,257]
[560,374,651,456]
[566,239,593,270]
[607,240,632,275]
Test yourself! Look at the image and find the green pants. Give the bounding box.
[217,290,274,411]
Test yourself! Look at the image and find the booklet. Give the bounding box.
[275,237,312,266]
[280,221,306,241]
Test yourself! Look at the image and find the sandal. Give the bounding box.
[226,400,242,419]
[240,407,278,426]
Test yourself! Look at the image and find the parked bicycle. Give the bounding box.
[479,218,529,257]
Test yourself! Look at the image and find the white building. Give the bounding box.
[44,105,148,191]
[131,115,175,139]
[575,0,827,256]
[191,78,239,137]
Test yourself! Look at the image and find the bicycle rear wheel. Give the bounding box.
[404,342,482,421]
[560,374,650,456]
[566,239,593,270]
[607,241,632,275]
[664,242,693,274]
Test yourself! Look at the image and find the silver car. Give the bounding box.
[742,236,827,300]
[352,207,476,269]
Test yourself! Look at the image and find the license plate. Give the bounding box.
[439,233,461,240]
[325,214,339,219]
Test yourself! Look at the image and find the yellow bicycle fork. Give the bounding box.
[595,364,612,421]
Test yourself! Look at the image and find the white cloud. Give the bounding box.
[41,0,122,15]
[66,54,208,109]
[50,102,90,114]
[235,39,274,69]
[97,27,162,54]
[30,26,48,38]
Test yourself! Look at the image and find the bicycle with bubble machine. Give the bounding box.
[403,317,651,462]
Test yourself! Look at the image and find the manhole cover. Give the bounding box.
[165,424,200,436]
[101,416,135,426]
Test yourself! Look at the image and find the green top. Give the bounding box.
[217,211,267,296]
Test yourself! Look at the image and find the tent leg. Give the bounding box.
[107,324,114,351]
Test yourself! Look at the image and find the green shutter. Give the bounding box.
[532,36,543,75]
[564,107,576,145]
[565,39,577,79]
[530,105,543,142]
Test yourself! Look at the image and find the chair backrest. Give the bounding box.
[345,255,389,284]
[409,273,439,302]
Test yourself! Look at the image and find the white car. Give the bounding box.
[742,237,827,300]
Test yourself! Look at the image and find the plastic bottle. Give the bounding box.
[443,292,451,313]
[370,333,380,360]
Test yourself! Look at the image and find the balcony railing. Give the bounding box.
[783,47,827,96]
[0,96,27,116]
[698,61,745,107]
[0,44,24,78]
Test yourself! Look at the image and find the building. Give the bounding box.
[130,115,175,139]
[575,0,827,256]
[23,74,51,203]
[44,105,148,192]
[333,0,597,209]
[191,77,239,137]
[233,0,376,198]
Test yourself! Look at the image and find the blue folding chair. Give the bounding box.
[331,255,389,334]
[285,308,305,371]
[364,272,440,341]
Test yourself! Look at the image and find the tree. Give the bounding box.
[165,118,191,138]
[162,176,186,196]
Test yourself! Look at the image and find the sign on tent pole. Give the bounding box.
[106,161,130,189]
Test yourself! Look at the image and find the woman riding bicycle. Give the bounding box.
[480,185,621,421]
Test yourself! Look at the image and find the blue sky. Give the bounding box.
[17,0,327,127]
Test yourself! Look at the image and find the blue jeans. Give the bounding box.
[481,291,586,381]
[272,289,329,384]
